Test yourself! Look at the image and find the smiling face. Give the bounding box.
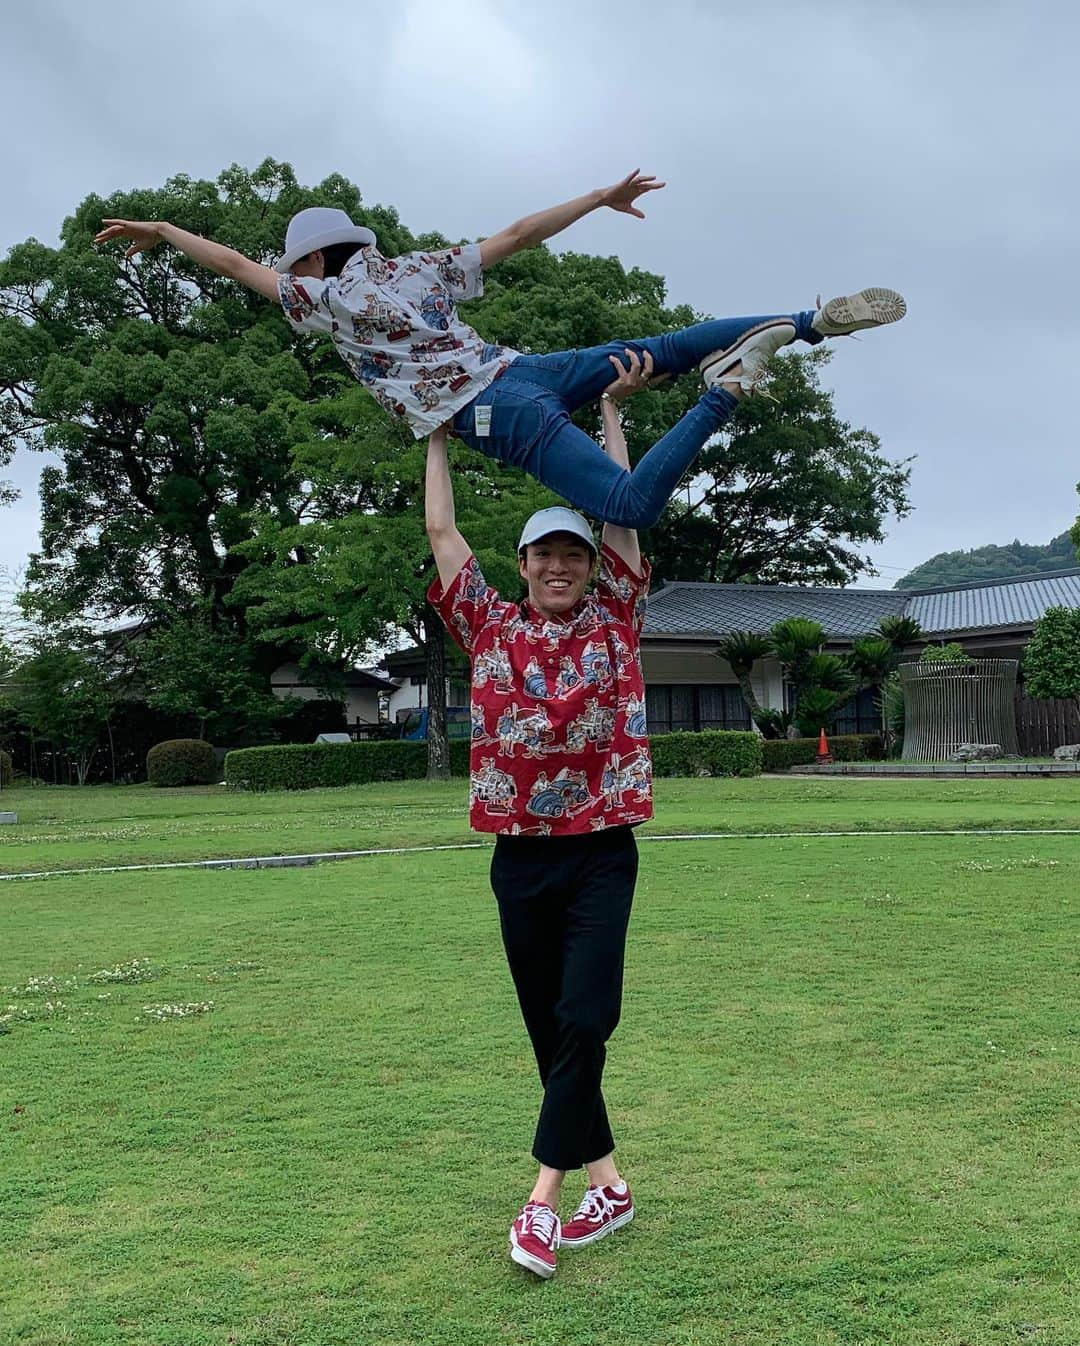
[518,533,596,620]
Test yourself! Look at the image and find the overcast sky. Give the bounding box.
[3,0,1078,592]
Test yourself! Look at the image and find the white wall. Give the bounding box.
[270,662,383,725]
[387,677,427,722]
[640,647,785,712]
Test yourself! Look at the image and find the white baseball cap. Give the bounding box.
[276,207,377,272]
[517,506,597,557]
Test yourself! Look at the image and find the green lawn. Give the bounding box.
[4,776,1080,874]
[1,782,1077,1344]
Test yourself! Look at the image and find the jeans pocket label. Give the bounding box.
[474,405,492,438]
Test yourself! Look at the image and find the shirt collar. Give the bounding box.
[520,594,592,630]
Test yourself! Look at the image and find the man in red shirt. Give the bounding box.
[426,350,735,1278]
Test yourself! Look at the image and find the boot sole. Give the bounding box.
[699,319,797,386]
[560,1206,635,1248]
[816,287,906,335]
[509,1229,556,1278]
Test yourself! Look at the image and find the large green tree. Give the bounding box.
[0,159,415,669]
[2,160,912,770]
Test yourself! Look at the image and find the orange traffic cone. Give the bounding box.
[815,728,833,764]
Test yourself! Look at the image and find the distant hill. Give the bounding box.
[894,532,1078,591]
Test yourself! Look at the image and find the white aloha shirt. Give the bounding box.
[277,242,518,437]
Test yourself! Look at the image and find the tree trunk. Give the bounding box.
[424,606,450,781]
[734,671,764,721]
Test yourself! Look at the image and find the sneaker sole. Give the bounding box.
[816,287,906,335]
[699,319,796,386]
[509,1228,556,1278]
[559,1206,635,1248]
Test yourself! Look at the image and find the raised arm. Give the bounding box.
[478,169,665,268]
[93,220,281,301]
[425,427,473,592]
[597,350,668,576]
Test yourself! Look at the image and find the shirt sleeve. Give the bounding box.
[596,544,652,638]
[426,553,505,655]
[278,273,337,337]
[403,243,484,303]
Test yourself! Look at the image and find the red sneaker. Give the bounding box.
[559,1182,634,1247]
[509,1201,561,1278]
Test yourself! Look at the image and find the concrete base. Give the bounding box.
[0,812,17,825]
[790,762,1080,777]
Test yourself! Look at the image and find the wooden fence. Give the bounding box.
[1015,693,1080,755]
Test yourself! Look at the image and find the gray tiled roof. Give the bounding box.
[644,568,1080,641]
[907,570,1080,634]
[643,581,909,639]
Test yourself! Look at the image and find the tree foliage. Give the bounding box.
[895,531,1078,591]
[721,612,922,741]
[131,607,280,743]
[9,633,113,784]
[1023,607,1080,710]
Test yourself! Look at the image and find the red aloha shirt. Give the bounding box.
[428,545,653,837]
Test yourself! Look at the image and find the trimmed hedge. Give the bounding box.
[646,730,762,778]
[761,733,884,771]
[225,739,471,790]
[227,730,764,790]
[147,738,219,787]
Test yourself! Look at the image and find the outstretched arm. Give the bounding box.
[478,169,665,269]
[598,350,668,576]
[93,220,281,301]
[425,427,473,592]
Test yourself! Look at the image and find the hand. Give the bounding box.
[599,169,666,219]
[93,219,164,259]
[603,349,670,401]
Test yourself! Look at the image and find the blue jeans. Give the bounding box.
[452,311,821,527]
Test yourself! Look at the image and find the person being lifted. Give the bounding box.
[96,170,905,525]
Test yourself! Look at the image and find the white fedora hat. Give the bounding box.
[276,207,377,272]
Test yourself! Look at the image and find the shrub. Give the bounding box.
[225,739,471,790]
[649,731,762,778]
[920,642,971,666]
[0,748,11,788]
[147,739,219,787]
[761,733,884,771]
[227,732,764,790]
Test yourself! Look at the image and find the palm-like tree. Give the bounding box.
[715,631,773,728]
[846,636,896,691]
[878,614,923,650]
[805,652,857,697]
[769,618,826,701]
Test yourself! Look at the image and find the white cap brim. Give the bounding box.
[517,506,597,555]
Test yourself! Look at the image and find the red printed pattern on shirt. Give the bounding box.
[428,546,653,837]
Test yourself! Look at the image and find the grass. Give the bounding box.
[4,776,1080,874]
[1,781,1077,1344]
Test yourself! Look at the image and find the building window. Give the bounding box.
[645,684,751,735]
[834,685,880,736]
